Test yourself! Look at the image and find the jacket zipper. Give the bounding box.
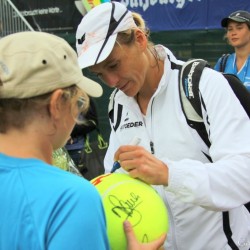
[150,97,178,249]
[150,141,155,154]
[150,98,155,154]
[159,188,178,250]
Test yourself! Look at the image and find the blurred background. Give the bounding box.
[1,0,250,140]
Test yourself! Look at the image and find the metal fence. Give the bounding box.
[0,0,34,37]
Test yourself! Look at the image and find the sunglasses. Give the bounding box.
[76,96,86,111]
[75,96,87,122]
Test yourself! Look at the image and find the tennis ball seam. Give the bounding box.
[101,179,151,199]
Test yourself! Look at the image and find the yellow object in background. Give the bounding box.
[82,0,101,12]
[53,147,82,176]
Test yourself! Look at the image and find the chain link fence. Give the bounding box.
[0,0,34,38]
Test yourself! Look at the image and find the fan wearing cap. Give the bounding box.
[214,10,250,91]
[76,2,250,250]
[0,31,166,250]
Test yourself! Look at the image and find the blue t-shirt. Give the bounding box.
[214,53,250,92]
[0,153,110,250]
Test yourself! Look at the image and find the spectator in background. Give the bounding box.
[65,97,98,167]
[214,10,250,91]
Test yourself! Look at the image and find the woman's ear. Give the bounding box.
[134,29,148,51]
[49,89,64,120]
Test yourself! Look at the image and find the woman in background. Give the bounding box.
[214,10,250,91]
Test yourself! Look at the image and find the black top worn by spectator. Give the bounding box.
[65,97,98,166]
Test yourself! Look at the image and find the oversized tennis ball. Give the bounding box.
[91,173,169,250]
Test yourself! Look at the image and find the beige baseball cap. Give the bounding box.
[0,31,103,98]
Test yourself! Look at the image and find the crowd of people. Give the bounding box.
[0,2,250,250]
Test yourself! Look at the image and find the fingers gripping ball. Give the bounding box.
[91,173,169,250]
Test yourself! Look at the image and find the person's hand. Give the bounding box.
[114,145,168,185]
[124,220,166,250]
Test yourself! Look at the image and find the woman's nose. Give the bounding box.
[102,73,120,88]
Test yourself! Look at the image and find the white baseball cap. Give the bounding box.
[76,1,137,69]
[0,31,103,99]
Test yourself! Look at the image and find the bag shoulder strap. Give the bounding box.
[179,59,211,149]
[222,73,250,118]
[108,88,123,131]
[179,59,250,147]
[219,53,230,73]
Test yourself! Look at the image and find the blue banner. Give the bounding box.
[121,0,250,31]
[10,0,250,32]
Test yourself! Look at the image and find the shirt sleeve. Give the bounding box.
[47,179,110,250]
[165,69,250,211]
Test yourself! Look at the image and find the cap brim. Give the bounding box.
[77,75,103,97]
[221,17,247,27]
[77,34,117,69]
[74,0,87,16]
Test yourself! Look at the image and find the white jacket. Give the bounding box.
[104,45,250,250]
